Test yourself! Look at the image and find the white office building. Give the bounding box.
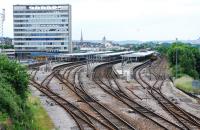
[13,4,72,58]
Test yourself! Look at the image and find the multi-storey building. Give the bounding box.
[13,4,72,59]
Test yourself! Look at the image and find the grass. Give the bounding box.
[175,75,200,94]
[0,112,10,127]
[27,95,55,130]
[0,95,55,130]
[0,112,8,122]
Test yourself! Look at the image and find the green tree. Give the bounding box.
[0,77,22,118]
[166,42,199,79]
[0,55,29,100]
[192,48,200,75]
[0,45,14,49]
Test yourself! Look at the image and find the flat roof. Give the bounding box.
[97,51,135,58]
[14,4,70,6]
[122,51,155,58]
[55,51,112,58]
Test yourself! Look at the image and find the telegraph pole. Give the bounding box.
[86,55,90,78]
[121,56,124,77]
[175,38,178,79]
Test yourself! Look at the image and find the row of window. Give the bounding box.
[14,28,68,32]
[14,5,69,11]
[15,47,67,50]
[14,38,68,41]
[14,33,68,36]
[14,10,68,13]
[14,19,68,23]
[14,14,68,18]
[14,42,68,45]
[14,24,68,27]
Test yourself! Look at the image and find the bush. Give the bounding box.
[0,78,22,118]
[0,55,37,129]
[0,55,29,100]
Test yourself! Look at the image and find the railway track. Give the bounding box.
[93,62,183,130]
[55,63,137,130]
[110,68,186,130]
[29,61,136,129]
[134,57,200,130]
[31,72,96,130]
[29,57,200,130]
[30,63,105,130]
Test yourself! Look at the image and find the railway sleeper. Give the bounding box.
[49,94,61,98]
[134,106,153,111]
[82,95,96,102]
[133,107,155,114]
[163,104,175,108]
[78,124,93,130]
[178,118,197,130]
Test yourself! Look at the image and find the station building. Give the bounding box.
[13,4,72,59]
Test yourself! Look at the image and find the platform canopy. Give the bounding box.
[122,51,155,58]
[54,51,112,58]
[96,51,135,58]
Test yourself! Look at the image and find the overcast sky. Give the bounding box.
[0,0,200,41]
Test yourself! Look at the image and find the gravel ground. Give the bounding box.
[29,62,78,130]
[113,62,142,76]
[29,61,200,130]
[29,85,77,130]
[80,63,165,130]
[113,62,196,128]
[162,81,200,118]
[116,76,180,127]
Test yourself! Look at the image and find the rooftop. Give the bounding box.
[55,51,112,58]
[97,51,134,57]
[122,51,155,58]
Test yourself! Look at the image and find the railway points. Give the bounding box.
[29,51,200,130]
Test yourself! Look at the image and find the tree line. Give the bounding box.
[156,42,200,79]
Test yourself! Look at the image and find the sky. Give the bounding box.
[0,0,200,41]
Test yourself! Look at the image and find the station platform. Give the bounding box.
[113,62,142,81]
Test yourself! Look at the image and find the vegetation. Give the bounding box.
[27,95,54,130]
[124,41,200,93]
[156,43,171,54]
[0,55,54,129]
[156,42,200,94]
[156,42,200,79]
[175,76,194,93]
[123,42,159,51]
[175,76,200,94]
[0,45,14,49]
[124,41,200,79]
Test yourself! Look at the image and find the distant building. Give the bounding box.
[104,42,113,48]
[0,9,5,45]
[0,49,15,58]
[101,36,114,49]
[13,4,72,59]
[80,29,83,44]
[0,37,13,45]
[102,36,106,44]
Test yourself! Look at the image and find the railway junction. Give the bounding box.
[29,51,200,130]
